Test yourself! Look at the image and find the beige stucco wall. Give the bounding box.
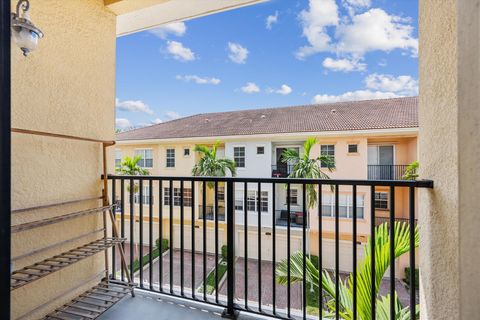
[11,0,116,318]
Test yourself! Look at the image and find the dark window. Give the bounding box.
[164,187,192,206]
[184,148,190,156]
[166,148,175,167]
[348,144,358,153]
[234,147,245,168]
[375,192,389,210]
[257,146,264,155]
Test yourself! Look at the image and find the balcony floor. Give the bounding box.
[98,290,256,320]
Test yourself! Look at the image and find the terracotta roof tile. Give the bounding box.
[117,96,418,141]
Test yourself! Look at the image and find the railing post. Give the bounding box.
[222,180,239,319]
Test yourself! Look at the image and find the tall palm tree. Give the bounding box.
[276,222,419,319]
[116,155,149,193]
[281,137,334,209]
[192,141,237,188]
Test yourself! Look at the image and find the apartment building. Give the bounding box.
[114,96,418,276]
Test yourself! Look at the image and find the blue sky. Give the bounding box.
[115,0,418,130]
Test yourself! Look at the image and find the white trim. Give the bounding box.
[117,127,419,145]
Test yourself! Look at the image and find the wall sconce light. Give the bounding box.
[11,0,44,56]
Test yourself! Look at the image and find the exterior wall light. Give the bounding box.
[11,0,43,56]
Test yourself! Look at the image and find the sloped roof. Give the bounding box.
[116,96,418,141]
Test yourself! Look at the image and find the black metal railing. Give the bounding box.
[107,174,433,320]
[271,164,295,178]
[368,165,409,180]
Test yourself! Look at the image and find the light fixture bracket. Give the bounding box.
[11,0,44,56]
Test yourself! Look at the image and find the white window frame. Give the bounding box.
[183,148,190,157]
[246,190,268,213]
[320,144,335,168]
[235,190,244,211]
[166,148,175,168]
[374,191,389,210]
[233,146,246,168]
[256,145,265,155]
[348,144,358,154]
[134,185,153,205]
[134,149,153,168]
[163,187,192,206]
[289,188,299,205]
[321,193,364,219]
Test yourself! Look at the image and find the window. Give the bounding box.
[257,146,264,155]
[115,149,122,168]
[134,185,153,205]
[217,186,225,202]
[164,187,192,206]
[235,191,244,211]
[234,147,245,168]
[246,191,268,212]
[134,149,153,168]
[321,194,364,218]
[348,144,358,153]
[166,148,175,168]
[320,145,335,168]
[375,192,389,210]
[289,189,298,205]
[184,148,190,156]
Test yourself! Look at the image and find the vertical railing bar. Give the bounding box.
[120,179,125,282]
[191,181,196,299]
[353,185,357,320]
[149,179,153,290]
[335,184,340,320]
[139,179,144,288]
[224,180,236,318]
[287,182,291,318]
[318,183,323,320]
[111,178,116,280]
[180,180,185,296]
[169,179,174,294]
[272,182,276,315]
[159,180,163,293]
[302,183,307,320]
[244,182,248,309]
[371,185,376,319]
[409,187,415,320]
[389,186,395,319]
[203,181,207,301]
[129,179,134,282]
[214,181,219,303]
[257,182,262,312]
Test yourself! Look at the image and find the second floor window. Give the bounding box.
[320,144,335,168]
[135,149,153,168]
[234,146,245,168]
[246,190,268,212]
[115,150,122,168]
[164,187,192,206]
[166,148,175,168]
[374,192,389,210]
[289,188,299,205]
[321,194,364,218]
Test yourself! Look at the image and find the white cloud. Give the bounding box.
[116,98,154,115]
[228,42,249,64]
[297,1,418,61]
[296,0,339,59]
[166,41,196,61]
[275,84,293,95]
[266,11,279,30]
[322,57,366,72]
[241,82,260,94]
[165,111,181,120]
[152,118,163,124]
[364,73,418,95]
[313,90,400,103]
[149,22,186,39]
[116,118,132,129]
[176,75,221,85]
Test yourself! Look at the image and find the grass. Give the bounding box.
[199,259,228,295]
[131,238,169,273]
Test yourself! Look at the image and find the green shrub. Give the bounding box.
[156,238,169,252]
[221,245,228,260]
[404,267,419,289]
[131,238,169,273]
[199,260,227,294]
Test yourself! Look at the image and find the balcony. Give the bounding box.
[101,174,432,320]
[368,164,410,180]
[271,164,294,178]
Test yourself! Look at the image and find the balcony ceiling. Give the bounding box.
[109,0,266,36]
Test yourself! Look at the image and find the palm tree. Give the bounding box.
[276,222,419,319]
[116,155,149,193]
[281,137,334,209]
[192,141,237,188]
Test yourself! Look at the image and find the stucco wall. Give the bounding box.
[11,0,116,318]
